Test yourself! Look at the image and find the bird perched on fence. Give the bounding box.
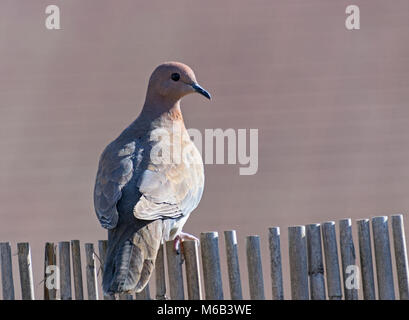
[93,62,211,296]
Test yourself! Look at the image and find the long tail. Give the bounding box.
[102,219,163,296]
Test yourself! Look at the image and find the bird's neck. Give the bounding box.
[140,95,184,124]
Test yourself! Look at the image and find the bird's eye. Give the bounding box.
[171,73,180,81]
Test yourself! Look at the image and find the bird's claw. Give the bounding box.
[173,232,200,255]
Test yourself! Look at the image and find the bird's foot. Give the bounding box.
[174,232,199,255]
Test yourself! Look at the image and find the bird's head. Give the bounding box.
[146,62,211,104]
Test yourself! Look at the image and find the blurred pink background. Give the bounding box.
[1,0,409,299]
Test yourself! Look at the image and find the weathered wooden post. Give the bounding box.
[97,240,114,300]
[59,241,72,300]
[322,222,342,300]
[71,240,84,300]
[372,216,395,300]
[97,240,108,276]
[85,243,99,300]
[246,235,265,300]
[200,232,224,300]
[357,219,376,299]
[391,214,409,300]
[268,227,284,300]
[165,240,185,300]
[0,242,15,300]
[17,242,35,300]
[44,242,57,300]
[155,243,167,300]
[288,226,309,300]
[306,224,326,300]
[183,240,202,300]
[224,230,243,300]
[339,219,358,300]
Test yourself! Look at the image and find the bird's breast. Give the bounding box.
[148,124,204,207]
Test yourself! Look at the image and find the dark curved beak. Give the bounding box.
[192,83,211,100]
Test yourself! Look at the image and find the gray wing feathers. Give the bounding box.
[94,142,136,229]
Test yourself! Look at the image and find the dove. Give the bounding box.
[93,62,211,296]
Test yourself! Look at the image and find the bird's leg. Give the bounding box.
[174,232,200,255]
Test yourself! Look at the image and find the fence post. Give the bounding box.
[306,224,326,300]
[17,242,35,300]
[44,242,57,300]
[224,230,243,300]
[339,219,358,300]
[97,240,108,276]
[97,240,114,300]
[288,226,309,300]
[322,222,342,300]
[71,240,84,300]
[183,240,202,300]
[372,216,395,300]
[155,243,167,300]
[268,227,284,300]
[0,242,15,300]
[165,240,185,300]
[391,214,409,300]
[85,243,99,300]
[200,232,224,300]
[59,241,72,300]
[246,235,265,300]
[357,219,376,299]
